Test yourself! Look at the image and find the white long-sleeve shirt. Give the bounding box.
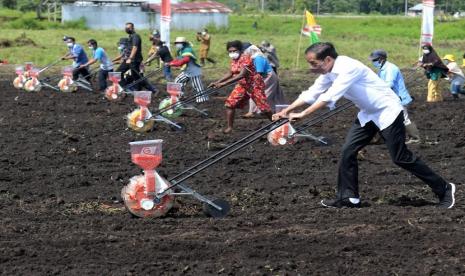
[298,55,403,130]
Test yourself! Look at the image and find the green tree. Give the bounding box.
[2,0,17,9]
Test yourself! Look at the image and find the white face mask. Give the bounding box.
[88,46,94,50]
[423,49,430,54]
[175,44,183,50]
[229,52,240,60]
[201,32,207,35]
[67,43,73,48]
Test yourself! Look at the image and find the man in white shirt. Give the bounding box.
[273,42,455,209]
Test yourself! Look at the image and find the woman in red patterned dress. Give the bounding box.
[209,40,271,133]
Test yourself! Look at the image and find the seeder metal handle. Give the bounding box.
[154,81,238,117]
[156,118,289,198]
[157,101,354,199]
[38,58,63,74]
[122,68,162,93]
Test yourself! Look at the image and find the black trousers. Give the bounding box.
[98,68,113,92]
[337,111,447,199]
[117,61,143,90]
[72,67,91,82]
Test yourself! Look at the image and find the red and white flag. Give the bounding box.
[421,0,435,45]
[160,0,171,49]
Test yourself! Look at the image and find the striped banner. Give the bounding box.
[160,0,171,49]
[421,0,435,45]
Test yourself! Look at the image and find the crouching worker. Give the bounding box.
[442,54,465,99]
[62,36,91,83]
[209,40,272,134]
[273,42,455,209]
[79,39,113,92]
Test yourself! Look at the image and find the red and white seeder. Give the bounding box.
[121,102,354,219]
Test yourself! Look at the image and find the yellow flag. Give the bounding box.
[305,10,317,26]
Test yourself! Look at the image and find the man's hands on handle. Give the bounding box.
[272,99,328,122]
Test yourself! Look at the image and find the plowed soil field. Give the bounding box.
[1,67,464,275]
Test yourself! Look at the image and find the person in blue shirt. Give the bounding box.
[79,39,113,92]
[243,44,285,117]
[61,36,90,82]
[369,49,420,144]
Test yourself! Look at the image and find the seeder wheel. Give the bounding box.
[159,98,183,118]
[24,78,41,92]
[58,78,78,93]
[104,85,125,101]
[121,174,174,218]
[127,109,155,133]
[13,77,25,89]
[202,199,230,218]
[267,125,297,146]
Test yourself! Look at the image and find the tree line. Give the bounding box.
[3,0,465,15]
[217,0,465,14]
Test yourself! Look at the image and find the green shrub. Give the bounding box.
[0,8,23,18]
[7,16,44,29]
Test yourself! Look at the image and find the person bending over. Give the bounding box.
[80,39,113,92]
[273,42,455,209]
[209,40,272,134]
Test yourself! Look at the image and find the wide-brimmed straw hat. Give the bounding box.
[174,37,187,44]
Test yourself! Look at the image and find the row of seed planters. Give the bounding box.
[122,84,351,219]
[13,61,93,93]
[12,59,347,219]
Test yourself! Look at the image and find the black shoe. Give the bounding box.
[321,198,361,208]
[438,183,456,209]
[453,94,459,100]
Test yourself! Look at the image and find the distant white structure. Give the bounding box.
[61,0,232,30]
[408,3,424,16]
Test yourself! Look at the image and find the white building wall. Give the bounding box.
[62,4,157,30]
[62,4,229,30]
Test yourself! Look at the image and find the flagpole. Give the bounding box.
[295,9,306,69]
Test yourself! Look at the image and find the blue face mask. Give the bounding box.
[372,60,382,69]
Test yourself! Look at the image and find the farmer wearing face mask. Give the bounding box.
[79,39,113,92]
[273,42,455,209]
[145,40,173,81]
[419,44,449,102]
[369,49,420,144]
[196,29,216,66]
[168,37,207,102]
[242,44,286,117]
[124,22,143,90]
[442,54,465,99]
[61,36,90,82]
[209,40,272,134]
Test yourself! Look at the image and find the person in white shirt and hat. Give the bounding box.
[442,54,465,99]
[273,42,455,209]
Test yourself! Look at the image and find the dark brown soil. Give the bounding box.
[0,67,464,275]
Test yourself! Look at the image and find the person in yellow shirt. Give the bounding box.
[196,29,216,66]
